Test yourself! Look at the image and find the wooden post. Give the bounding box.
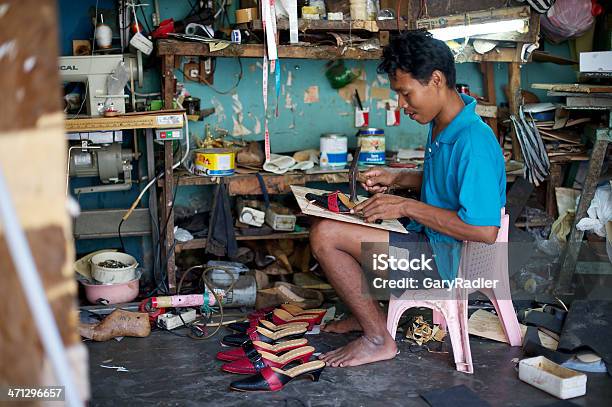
[508,62,523,161]
[480,62,499,139]
[0,0,88,399]
[162,55,177,293]
[556,138,609,294]
[546,163,563,218]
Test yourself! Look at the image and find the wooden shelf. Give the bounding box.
[176,231,310,252]
[250,19,397,32]
[163,167,422,195]
[64,110,185,132]
[157,39,522,63]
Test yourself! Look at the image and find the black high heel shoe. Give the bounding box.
[229,360,326,392]
[227,320,308,334]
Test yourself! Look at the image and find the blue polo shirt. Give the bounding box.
[407,94,506,281]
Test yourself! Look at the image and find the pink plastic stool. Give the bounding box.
[386,209,522,374]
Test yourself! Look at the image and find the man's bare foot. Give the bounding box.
[321,315,362,333]
[319,333,397,367]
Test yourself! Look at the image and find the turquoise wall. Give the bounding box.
[59,1,578,155]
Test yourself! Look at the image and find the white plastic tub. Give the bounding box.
[90,252,138,284]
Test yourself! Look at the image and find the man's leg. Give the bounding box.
[309,218,397,367]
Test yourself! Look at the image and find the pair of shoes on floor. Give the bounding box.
[227,304,327,334]
[217,332,326,391]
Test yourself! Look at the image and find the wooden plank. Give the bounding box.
[468,309,558,350]
[475,104,498,118]
[163,141,176,293]
[532,83,612,93]
[1,0,87,395]
[229,174,306,195]
[156,39,522,63]
[508,62,523,160]
[532,51,577,65]
[417,6,530,31]
[546,164,563,218]
[557,138,610,294]
[251,19,380,32]
[64,111,184,132]
[175,232,311,252]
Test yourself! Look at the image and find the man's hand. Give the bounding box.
[360,168,398,194]
[351,193,415,223]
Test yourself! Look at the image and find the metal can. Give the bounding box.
[194,148,235,177]
[320,133,348,167]
[358,128,385,165]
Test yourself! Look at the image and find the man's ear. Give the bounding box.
[430,70,446,88]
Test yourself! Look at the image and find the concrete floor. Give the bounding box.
[86,328,612,407]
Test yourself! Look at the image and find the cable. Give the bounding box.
[118,218,126,253]
[187,57,243,95]
[121,113,190,223]
[137,0,152,33]
[176,265,238,340]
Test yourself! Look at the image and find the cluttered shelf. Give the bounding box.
[163,166,422,195]
[156,39,523,63]
[176,231,310,253]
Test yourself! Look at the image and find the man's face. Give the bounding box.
[390,69,442,125]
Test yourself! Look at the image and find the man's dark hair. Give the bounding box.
[378,30,456,89]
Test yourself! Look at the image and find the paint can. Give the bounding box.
[194,148,236,176]
[320,133,348,167]
[358,128,385,165]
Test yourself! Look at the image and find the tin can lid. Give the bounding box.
[359,128,384,135]
[321,133,346,138]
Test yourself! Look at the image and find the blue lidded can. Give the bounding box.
[358,128,385,165]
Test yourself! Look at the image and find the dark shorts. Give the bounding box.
[387,230,442,292]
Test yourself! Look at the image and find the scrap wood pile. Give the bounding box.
[468,298,612,375]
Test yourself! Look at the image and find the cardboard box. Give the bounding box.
[235,7,258,24]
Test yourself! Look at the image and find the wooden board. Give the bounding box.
[532,83,612,94]
[156,39,522,63]
[65,110,185,132]
[468,309,558,350]
[291,185,408,234]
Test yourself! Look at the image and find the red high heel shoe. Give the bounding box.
[272,309,321,330]
[216,339,309,362]
[221,345,315,374]
[229,361,326,392]
[280,304,327,323]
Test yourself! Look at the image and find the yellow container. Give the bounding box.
[194,148,235,176]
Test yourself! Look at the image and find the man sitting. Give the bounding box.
[310,30,506,367]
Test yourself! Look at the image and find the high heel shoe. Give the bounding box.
[227,320,308,334]
[229,361,326,392]
[280,304,327,322]
[272,309,321,330]
[216,339,309,362]
[305,191,356,214]
[221,345,315,374]
[221,325,307,347]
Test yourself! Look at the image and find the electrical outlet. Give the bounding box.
[200,58,214,85]
[184,62,200,81]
